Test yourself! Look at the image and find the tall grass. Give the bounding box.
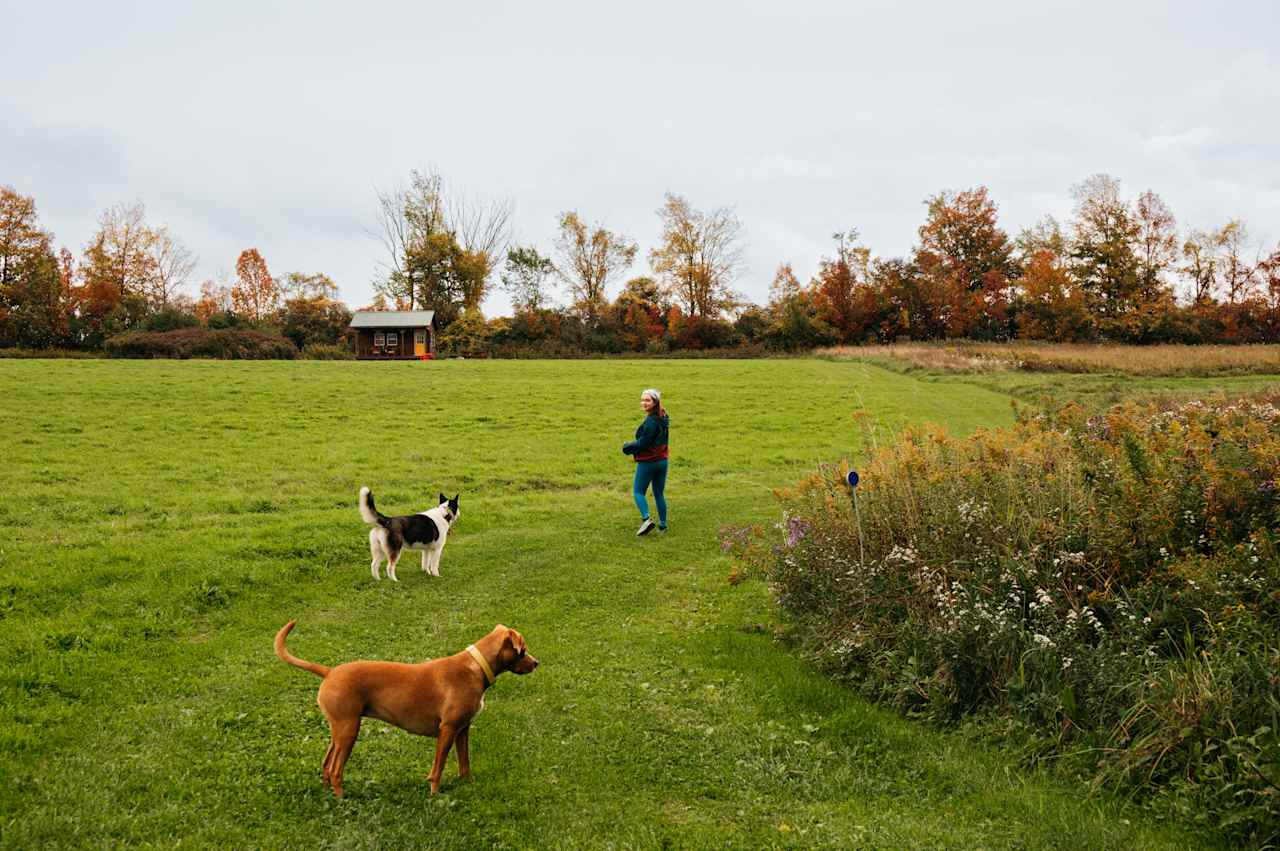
[818,341,1280,376]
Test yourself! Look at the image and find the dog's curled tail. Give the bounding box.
[359,486,387,526]
[274,621,330,678]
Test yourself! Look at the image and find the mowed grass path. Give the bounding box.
[0,360,1218,849]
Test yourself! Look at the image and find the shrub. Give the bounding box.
[140,308,200,332]
[729,399,1280,844]
[279,297,352,349]
[104,328,297,359]
[300,342,355,360]
[437,310,494,357]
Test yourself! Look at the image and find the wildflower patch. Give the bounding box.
[729,399,1280,846]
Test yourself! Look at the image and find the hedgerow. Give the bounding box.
[104,328,297,359]
[728,399,1280,844]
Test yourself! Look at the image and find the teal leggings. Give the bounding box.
[632,459,668,526]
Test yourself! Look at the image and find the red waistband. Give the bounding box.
[635,446,669,462]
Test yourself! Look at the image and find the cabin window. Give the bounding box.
[373,332,385,349]
[386,332,399,350]
[415,330,426,345]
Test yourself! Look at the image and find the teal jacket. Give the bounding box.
[622,413,669,462]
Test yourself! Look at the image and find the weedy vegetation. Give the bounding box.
[729,396,1280,845]
[818,341,1280,377]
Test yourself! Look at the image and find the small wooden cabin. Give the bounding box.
[349,310,435,360]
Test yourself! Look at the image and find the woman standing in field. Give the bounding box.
[623,388,669,536]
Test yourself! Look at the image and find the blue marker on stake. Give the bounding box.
[847,469,865,567]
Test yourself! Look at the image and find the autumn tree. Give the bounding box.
[649,194,745,319]
[1011,216,1089,340]
[146,226,197,308]
[500,245,556,312]
[1259,244,1280,338]
[871,258,947,341]
[280,294,352,349]
[231,249,278,322]
[0,188,67,348]
[1214,220,1260,305]
[552,211,637,318]
[1181,229,1219,305]
[1015,216,1068,264]
[613,275,666,351]
[281,272,340,301]
[1133,190,1179,305]
[768,262,802,306]
[80,202,157,305]
[0,186,49,290]
[811,229,875,342]
[914,186,1019,339]
[194,279,233,324]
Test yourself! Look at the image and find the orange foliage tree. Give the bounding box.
[914,186,1020,340]
[231,248,278,323]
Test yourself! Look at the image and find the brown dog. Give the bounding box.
[274,621,538,796]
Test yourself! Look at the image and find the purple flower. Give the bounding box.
[786,517,810,547]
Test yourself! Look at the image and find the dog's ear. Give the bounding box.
[439,492,447,505]
[505,628,524,653]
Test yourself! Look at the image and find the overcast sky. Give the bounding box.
[4,0,1278,312]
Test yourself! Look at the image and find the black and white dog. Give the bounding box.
[359,487,460,581]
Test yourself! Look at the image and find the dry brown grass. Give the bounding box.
[817,342,1280,377]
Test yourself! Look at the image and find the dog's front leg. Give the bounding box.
[429,723,458,794]
[455,726,471,780]
[421,550,430,573]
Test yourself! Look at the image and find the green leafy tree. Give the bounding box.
[1,244,66,348]
[1068,175,1143,323]
[500,245,556,312]
[406,232,488,328]
[374,168,510,311]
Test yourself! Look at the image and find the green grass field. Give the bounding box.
[2,359,1271,849]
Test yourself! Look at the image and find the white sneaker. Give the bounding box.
[636,518,656,536]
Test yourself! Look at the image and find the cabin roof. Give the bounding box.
[349,310,435,328]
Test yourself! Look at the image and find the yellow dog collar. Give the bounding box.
[466,644,495,686]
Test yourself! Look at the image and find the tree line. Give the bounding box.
[3,171,1278,355]
[0,189,351,351]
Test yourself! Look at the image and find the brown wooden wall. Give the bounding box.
[351,326,434,359]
